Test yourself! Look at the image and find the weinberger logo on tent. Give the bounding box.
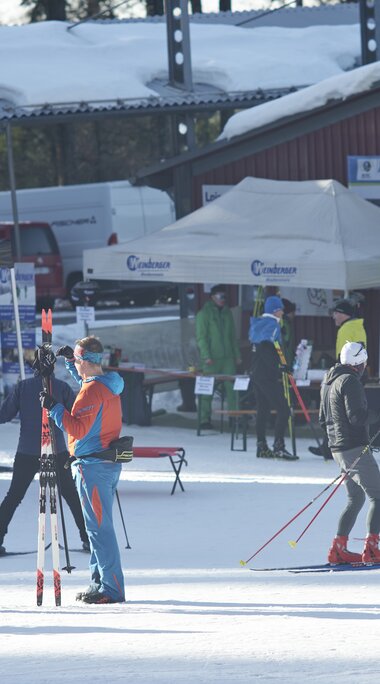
[126,255,171,277]
[251,259,297,282]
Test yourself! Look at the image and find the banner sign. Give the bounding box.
[201,185,232,206]
[0,263,36,395]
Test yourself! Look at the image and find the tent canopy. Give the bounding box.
[83,177,380,290]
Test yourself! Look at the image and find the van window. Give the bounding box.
[17,226,58,256]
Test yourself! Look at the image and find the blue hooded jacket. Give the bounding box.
[249,314,283,382]
[249,314,282,345]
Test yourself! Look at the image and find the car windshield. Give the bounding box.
[17,226,58,256]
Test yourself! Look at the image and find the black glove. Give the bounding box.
[32,346,56,377]
[56,345,74,360]
[39,390,57,411]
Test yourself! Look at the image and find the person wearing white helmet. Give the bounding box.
[319,341,380,564]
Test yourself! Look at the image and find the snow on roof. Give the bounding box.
[219,60,380,141]
[0,20,359,111]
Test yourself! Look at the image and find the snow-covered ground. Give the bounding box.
[1,322,380,683]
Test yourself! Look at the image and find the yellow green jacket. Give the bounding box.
[336,318,367,358]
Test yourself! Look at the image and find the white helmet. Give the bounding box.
[340,341,368,366]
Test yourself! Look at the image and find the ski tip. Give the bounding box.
[288,540,297,549]
[239,559,247,566]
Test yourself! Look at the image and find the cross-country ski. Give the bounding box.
[36,309,61,606]
[251,562,380,573]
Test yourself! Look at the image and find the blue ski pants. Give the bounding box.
[74,460,125,601]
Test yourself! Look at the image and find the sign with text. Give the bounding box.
[233,376,250,391]
[76,306,95,324]
[201,184,232,206]
[347,156,380,199]
[0,263,36,395]
[195,375,215,395]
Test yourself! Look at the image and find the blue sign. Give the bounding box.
[251,260,297,281]
[126,255,171,277]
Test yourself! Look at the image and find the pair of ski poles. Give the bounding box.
[274,341,323,451]
[240,426,380,566]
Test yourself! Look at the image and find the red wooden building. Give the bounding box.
[137,81,380,375]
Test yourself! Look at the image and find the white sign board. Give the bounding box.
[233,376,250,391]
[195,375,215,395]
[76,306,95,324]
[201,184,232,206]
[347,155,380,199]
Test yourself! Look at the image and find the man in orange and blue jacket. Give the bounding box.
[40,336,125,605]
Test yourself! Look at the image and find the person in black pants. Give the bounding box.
[249,295,298,461]
[321,341,380,564]
[0,371,89,555]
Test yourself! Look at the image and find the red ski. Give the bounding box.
[36,309,61,607]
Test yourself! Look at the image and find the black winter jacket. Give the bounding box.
[251,341,281,387]
[319,363,369,452]
[0,375,75,456]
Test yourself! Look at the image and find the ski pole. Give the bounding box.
[281,367,296,456]
[115,489,131,549]
[240,471,343,566]
[289,427,380,548]
[253,285,264,318]
[274,342,322,450]
[288,373,323,450]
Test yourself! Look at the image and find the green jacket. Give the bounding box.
[196,300,240,363]
[336,318,367,358]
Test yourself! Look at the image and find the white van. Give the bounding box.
[0,181,175,302]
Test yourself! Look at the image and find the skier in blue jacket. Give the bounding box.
[249,295,298,461]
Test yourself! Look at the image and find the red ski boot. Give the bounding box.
[362,534,380,564]
[327,535,362,564]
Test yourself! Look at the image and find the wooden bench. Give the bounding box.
[214,409,319,451]
[132,446,187,495]
[142,375,180,412]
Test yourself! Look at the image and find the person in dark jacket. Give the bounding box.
[249,295,298,461]
[309,297,367,459]
[320,341,380,565]
[0,372,89,556]
[196,284,241,430]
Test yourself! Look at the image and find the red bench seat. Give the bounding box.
[132,447,187,495]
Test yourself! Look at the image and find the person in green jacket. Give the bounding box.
[196,284,241,430]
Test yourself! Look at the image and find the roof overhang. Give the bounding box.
[0,87,297,129]
[134,83,380,189]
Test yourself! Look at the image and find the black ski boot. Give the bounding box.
[273,439,299,461]
[0,545,6,556]
[256,441,275,459]
[76,583,100,601]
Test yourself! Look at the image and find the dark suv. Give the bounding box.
[70,279,178,308]
[0,222,65,309]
